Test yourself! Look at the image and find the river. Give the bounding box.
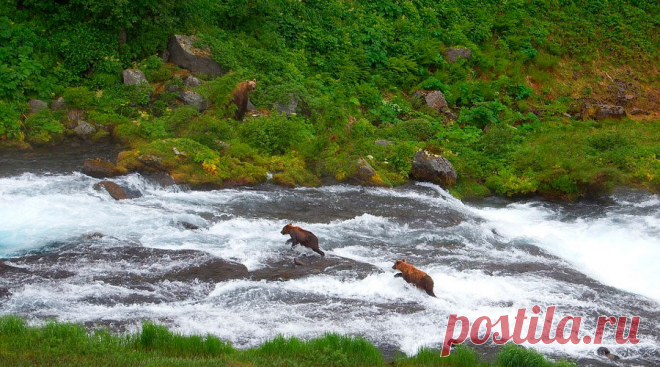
[0,147,658,366]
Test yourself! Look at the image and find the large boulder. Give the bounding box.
[73,121,96,139]
[178,91,207,112]
[167,35,225,75]
[94,181,128,200]
[82,158,127,179]
[413,90,449,112]
[444,47,472,63]
[410,150,457,188]
[122,69,148,85]
[28,99,48,113]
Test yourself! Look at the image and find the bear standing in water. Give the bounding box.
[232,79,257,121]
[281,223,325,256]
[392,259,436,297]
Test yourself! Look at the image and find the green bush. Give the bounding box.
[239,114,312,155]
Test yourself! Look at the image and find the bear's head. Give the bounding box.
[392,258,406,270]
[281,223,293,235]
[246,79,257,91]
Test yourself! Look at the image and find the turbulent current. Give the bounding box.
[0,153,659,366]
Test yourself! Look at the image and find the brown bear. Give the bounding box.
[281,223,325,256]
[232,79,257,121]
[392,259,436,297]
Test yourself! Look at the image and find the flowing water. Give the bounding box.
[0,149,658,366]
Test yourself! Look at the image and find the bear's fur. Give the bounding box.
[281,223,325,256]
[232,79,257,121]
[392,259,436,297]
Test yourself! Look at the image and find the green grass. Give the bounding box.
[0,316,576,367]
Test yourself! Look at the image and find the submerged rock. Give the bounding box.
[596,347,620,361]
[167,35,225,75]
[94,181,128,200]
[82,158,127,178]
[251,255,380,281]
[410,150,457,188]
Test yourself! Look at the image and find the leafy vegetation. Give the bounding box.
[0,316,576,367]
[0,0,659,197]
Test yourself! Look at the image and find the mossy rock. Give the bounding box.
[117,138,268,187]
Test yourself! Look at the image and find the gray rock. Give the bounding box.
[630,108,650,116]
[167,35,225,75]
[246,99,257,111]
[444,47,472,63]
[50,97,66,110]
[74,121,96,139]
[274,98,299,116]
[178,91,207,111]
[122,69,148,85]
[374,139,394,146]
[594,104,626,120]
[608,79,637,106]
[184,75,201,88]
[414,90,449,112]
[410,150,457,188]
[28,99,48,113]
[160,49,170,63]
[94,181,128,200]
[251,255,380,281]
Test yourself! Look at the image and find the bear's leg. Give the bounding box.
[313,248,325,257]
[286,239,293,245]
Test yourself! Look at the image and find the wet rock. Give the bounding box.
[122,69,148,85]
[251,255,380,281]
[28,99,48,113]
[82,158,127,178]
[274,98,299,116]
[410,149,457,188]
[178,91,207,112]
[597,347,620,361]
[413,90,448,112]
[94,181,129,200]
[444,47,472,63]
[184,75,202,88]
[74,121,97,139]
[167,35,225,75]
[50,97,67,110]
[179,222,200,230]
[374,139,394,146]
[165,257,249,283]
[293,258,305,266]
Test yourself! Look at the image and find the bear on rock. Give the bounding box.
[281,223,325,257]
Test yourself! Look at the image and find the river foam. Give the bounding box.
[1,173,658,364]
